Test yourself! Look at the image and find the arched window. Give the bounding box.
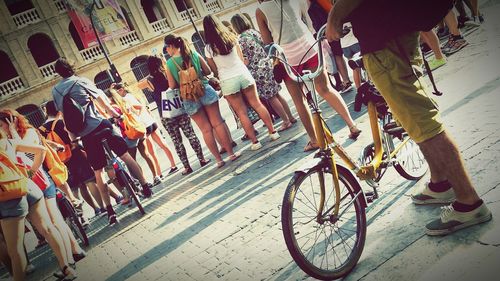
[5,0,34,15]
[130,55,154,103]
[16,104,45,128]
[69,22,85,51]
[0,50,19,83]
[191,31,205,59]
[94,70,113,92]
[140,0,164,23]
[27,33,59,67]
[120,6,134,31]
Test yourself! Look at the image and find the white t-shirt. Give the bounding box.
[204,44,250,81]
[122,94,155,128]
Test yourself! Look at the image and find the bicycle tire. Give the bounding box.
[392,135,428,180]
[282,164,366,280]
[63,199,89,246]
[117,170,145,215]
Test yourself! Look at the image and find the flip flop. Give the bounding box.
[200,159,211,167]
[348,127,362,140]
[303,141,320,152]
[168,166,179,175]
[278,121,293,132]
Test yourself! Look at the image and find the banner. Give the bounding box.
[65,0,130,48]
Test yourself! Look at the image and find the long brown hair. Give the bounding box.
[164,34,193,67]
[203,15,238,56]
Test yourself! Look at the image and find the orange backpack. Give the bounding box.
[172,59,205,101]
[39,114,72,163]
[35,131,68,187]
[0,150,28,202]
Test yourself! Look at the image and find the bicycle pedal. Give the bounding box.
[364,191,376,203]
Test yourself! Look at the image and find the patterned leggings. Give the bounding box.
[161,114,204,168]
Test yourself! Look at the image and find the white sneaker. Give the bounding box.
[250,142,262,151]
[426,202,492,236]
[269,131,280,141]
[411,182,455,205]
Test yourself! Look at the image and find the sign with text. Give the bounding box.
[161,89,186,119]
[65,0,130,48]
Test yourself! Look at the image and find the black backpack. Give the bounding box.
[57,82,89,134]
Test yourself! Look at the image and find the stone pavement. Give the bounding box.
[3,1,500,280]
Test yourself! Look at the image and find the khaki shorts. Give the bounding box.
[363,32,444,143]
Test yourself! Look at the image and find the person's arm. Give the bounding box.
[95,93,121,118]
[204,45,219,78]
[235,44,246,63]
[165,66,178,89]
[45,139,65,151]
[14,142,47,177]
[198,54,212,76]
[326,0,364,41]
[256,8,273,44]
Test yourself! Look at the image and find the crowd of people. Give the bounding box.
[0,0,492,280]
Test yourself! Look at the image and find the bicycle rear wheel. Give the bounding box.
[118,170,145,215]
[62,199,89,246]
[282,164,366,280]
[392,135,428,180]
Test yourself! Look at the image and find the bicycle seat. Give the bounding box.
[354,82,386,112]
[348,53,363,70]
[92,128,113,140]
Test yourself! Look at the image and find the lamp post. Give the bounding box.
[181,0,204,44]
[89,0,122,83]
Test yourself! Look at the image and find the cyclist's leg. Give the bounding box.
[57,182,79,205]
[119,154,148,185]
[79,183,99,210]
[84,181,104,209]
[282,79,317,144]
[242,84,276,134]
[0,217,26,281]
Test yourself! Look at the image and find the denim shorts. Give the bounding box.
[343,43,361,59]
[183,84,220,116]
[0,181,43,219]
[220,72,255,96]
[43,176,57,199]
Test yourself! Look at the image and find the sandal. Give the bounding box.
[55,265,77,281]
[303,141,320,152]
[278,121,293,132]
[229,152,241,162]
[200,159,211,167]
[168,166,179,175]
[348,125,362,140]
[217,161,226,169]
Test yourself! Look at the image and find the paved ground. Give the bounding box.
[2,1,500,280]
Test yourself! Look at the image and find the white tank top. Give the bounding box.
[259,0,317,66]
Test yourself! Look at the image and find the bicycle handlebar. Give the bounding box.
[266,25,328,83]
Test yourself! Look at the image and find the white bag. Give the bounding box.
[161,89,186,118]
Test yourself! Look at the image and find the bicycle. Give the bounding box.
[56,188,89,247]
[95,128,147,216]
[268,25,428,280]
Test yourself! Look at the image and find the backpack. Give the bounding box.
[39,114,72,163]
[58,82,89,134]
[37,132,68,187]
[0,150,28,202]
[172,59,205,101]
[117,100,146,140]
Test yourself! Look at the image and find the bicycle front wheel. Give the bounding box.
[282,164,366,280]
[392,135,428,180]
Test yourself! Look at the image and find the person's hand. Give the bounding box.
[56,144,65,152]
[326,17,344,42]
[109,83,116,90]
[5,116,19,139]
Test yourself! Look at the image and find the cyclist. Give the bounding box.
[51,58,153,225]
[326,0,491,235]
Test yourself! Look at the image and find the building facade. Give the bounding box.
[0,0,259,126]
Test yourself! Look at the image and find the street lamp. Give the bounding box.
[89,0,122,83]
